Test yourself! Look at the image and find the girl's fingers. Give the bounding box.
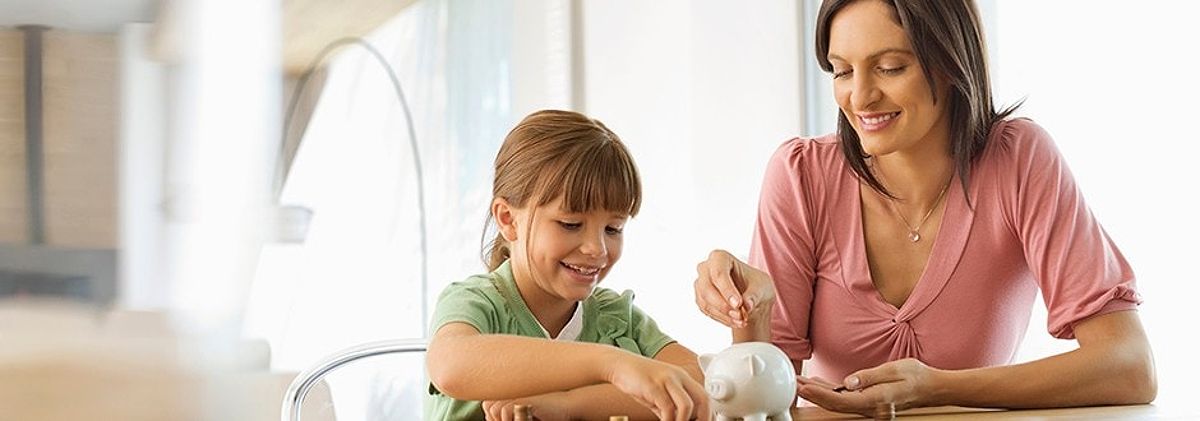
[681,377,711,421]
[665,383,694,421]
[651,389,676,421]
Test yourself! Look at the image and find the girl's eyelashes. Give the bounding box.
[557,220,624,235]
[832,69,851,79]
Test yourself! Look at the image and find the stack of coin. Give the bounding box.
[514,404,532,421]
[874,402,896,420]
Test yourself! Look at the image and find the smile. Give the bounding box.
[561,262,601,276]
[857,111,900,131]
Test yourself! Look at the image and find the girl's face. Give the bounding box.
[828,0,950,158]
[497,196,627,303]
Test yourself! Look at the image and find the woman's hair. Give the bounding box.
[814,0,1019,197]
[483,110,642,271]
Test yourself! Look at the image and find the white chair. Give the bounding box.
[281,339,428,421]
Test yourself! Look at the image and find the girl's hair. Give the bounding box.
[814,0,1019,198]
[483,110,642,271]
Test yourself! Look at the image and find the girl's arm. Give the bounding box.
[546,343,705,420]
[427,322,709,420]
[798,311,1155,416]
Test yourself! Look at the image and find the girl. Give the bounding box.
[426,110,709,421]
[693,0,1154,417]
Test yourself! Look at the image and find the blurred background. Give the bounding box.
[0,0,1195,419]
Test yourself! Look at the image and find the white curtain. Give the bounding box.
[242,0,513,418]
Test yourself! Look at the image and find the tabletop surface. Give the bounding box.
[790,402,1191,420]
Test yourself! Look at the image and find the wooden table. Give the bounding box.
[791,402,1191,419]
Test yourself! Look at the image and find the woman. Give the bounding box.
[693,0,1155,416]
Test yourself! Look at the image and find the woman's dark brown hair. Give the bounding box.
[483,110,642,271]
[815,0,1019,197]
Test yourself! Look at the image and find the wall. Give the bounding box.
[0,31,26,244]
[580,0,803,353]
[0,29,117,248]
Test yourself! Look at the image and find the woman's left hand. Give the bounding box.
[482,392,571,421]
[796,358,944,417]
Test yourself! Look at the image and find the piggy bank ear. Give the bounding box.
[747,354,766,376]
[699,354,715,373]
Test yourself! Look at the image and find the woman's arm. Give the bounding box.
[427,323,709,420]
[934,310,1155,407]
[798,310,1155,415]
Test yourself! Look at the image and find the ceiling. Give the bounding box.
[0,0,416,76]
[281,0,418,75]
[0,0,157,32]
[0,0,415,74]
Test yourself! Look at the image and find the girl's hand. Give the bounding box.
[796,358,944,417]
[482,392,570,421]
[694,249,776,328]
[607,354,710,421]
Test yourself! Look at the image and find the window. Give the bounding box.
[989,0,1199,404]
[243,1,513,418]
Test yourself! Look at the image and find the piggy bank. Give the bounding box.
[698,342,796,421]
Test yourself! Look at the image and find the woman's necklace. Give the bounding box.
[875,169,952,243]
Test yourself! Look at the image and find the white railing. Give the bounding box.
[280,339,428,421]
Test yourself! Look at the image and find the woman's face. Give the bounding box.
[827,0,949,158]
[501,196,627,303]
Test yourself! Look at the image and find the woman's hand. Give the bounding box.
[606,354,711,421]
[694,250,776,328]
[482,392,571,421]
[796,358,944,417]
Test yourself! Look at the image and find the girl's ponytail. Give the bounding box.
[484,232,510,272]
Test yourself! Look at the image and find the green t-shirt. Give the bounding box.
[424,260,675,421]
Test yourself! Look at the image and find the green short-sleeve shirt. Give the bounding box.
[424,260,675,421]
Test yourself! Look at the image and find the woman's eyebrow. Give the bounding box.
[828,48,915,63]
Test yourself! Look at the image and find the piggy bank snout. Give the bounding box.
[705,378,733,401]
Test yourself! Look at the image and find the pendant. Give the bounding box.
[907,231,921,242]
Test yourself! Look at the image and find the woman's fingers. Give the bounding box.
[845,361,905,391]
[797,375,840,389]
[695,250,750,327]
[694,279,735,326]
[705,252,744,309]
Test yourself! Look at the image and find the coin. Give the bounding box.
[514,404,532,421]
[874,402,896,420]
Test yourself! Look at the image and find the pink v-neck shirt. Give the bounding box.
[750,118,1140,381]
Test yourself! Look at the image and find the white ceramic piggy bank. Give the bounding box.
[699,342,796,421]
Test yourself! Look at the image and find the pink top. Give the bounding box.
[750,119,1140,381]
